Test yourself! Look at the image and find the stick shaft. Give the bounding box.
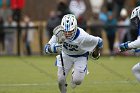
[60,53,65,76]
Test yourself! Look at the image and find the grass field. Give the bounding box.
[0,55,140,93]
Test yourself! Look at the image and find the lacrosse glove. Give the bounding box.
[91,38,103,60]
[44,43,62,54]
[119,41,130,52]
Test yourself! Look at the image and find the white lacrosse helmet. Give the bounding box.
[61,14,77,32]
[130,6,140,19]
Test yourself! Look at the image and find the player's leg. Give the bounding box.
[56,54,73,93]
[71,57,88,88]
[132,62,140,82]
[57,67,70,93]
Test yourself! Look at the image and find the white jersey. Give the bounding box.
[128,36,140,48]
[48,27,100,56]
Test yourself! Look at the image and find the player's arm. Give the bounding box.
[128,37,140,49]
[119,36,140,52]
[80,33,103,60]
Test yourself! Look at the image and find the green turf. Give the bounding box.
[0,56,140,93]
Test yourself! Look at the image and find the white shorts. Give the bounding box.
[55,53,88,72]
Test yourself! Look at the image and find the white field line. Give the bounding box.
[91,80,138,84]
[0,83,57,87]
[0,80,139,87]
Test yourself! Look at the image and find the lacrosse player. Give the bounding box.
[119,6,140,82]
[44,14,103,93]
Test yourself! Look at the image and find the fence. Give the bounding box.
[0,25,44,56]
[0,24,138,56]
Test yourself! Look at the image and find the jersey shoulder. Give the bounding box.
[76,27,89,39]
[69,27,88,43]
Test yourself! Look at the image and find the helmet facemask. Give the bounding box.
[64,27,77,39]
[61,14,77,40]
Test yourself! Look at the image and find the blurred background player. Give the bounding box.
[4,15,17,55]
[119,6,140,82]
[21,15,34,55]
[105,11,117,55]
[44,14,103,93]
[118,8,130,44]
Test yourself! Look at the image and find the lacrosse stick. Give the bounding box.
[116,47,140,56]
[53,25,65,75]
[53,25,65,43]
[53,25,67,87]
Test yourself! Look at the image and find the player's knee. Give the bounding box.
[58,74,65,84]
[72,69,85,85]
[132,66,136,74]
[75,80,82,85]
[73,78,83,85]
[132,63,140,74]
[74,80,82,85]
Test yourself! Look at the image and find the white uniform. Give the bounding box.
[126,7,140,82]
[48,27,99,69]
[128,36,140,49]
[47,27,101,92]
[129,31,140,82]
[46,14,102,93]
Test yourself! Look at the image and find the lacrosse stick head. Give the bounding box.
[53,25,65,43]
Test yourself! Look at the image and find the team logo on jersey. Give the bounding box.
[63,42,78,51]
